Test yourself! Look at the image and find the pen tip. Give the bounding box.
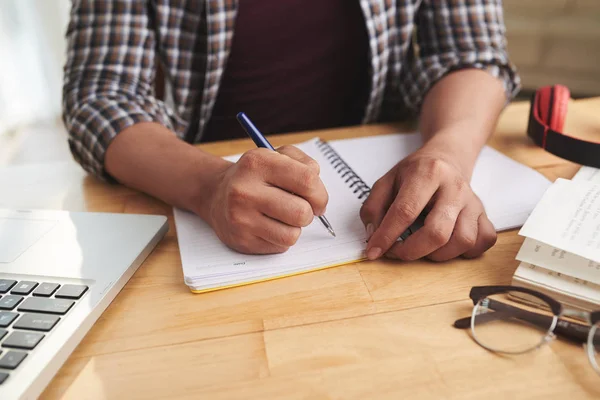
[329,228,336,237]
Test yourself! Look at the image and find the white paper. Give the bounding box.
[572,166,600,183]
[520,178,600,265]
[516,237,600,285]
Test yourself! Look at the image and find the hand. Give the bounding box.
[359,145,496,262]
[199,146,329,254]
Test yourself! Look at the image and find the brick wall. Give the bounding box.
[504,0,600,96]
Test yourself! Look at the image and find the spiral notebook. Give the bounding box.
[174,133,551,293]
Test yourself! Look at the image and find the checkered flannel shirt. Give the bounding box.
[63,0,520,180]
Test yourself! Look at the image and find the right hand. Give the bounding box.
[200,145,329,254]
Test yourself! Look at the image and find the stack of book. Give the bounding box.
[513,167,600,312]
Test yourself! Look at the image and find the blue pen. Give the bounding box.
[236,112,336,238]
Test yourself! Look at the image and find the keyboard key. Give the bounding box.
[2,331,44,350]
[0,280,17,294]
[0,312,18,328]
[11,281,39,295]
[0,329,7,340]
[0,371,8,384]
[33,282,60,297]
[14,313,60,332]
[0,351,27,369]
[18,297,74,315]
[0,295,24,310]
[55,284,88,299]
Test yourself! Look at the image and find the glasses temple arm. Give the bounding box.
[453,299,593,344]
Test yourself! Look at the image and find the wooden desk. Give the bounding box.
[3,99,599,399]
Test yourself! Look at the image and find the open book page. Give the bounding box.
[573,166,600,183]
[519,178,600,267]
[174,139,367,289]
[327,134,551,231]
[516,237,600,285]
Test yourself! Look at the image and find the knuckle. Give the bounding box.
[454,177,468,193]
[239,149,264,170]
[306,158,320,175]
[233,236,253,254]
[228,183,250,206]
[226,208,246,228]
[423,158,446,179]
[427,224,451,246]
[393,202,419,223]
[457,232,477,248]
[292,203,314,227]
[299,167,318,192]
[280,227,301,247]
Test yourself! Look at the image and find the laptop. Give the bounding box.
[0,208,168,399]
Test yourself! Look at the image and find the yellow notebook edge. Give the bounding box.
[189,256,367,294]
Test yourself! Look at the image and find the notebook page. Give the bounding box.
[174,139,367,285]
[327,133,551,231]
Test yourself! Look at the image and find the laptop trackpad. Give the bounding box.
[0,218,58,263]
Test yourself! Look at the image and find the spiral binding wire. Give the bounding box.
[316,139,371,200]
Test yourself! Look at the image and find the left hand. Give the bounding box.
[359,142,497,262]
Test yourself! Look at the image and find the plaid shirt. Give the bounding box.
[63,0,520,180]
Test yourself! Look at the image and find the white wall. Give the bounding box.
[0,0,70,136]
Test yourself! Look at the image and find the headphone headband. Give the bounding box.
[527,85,600,168]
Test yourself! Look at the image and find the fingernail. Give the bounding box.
[367,247,382,260]
[366,223,374,239]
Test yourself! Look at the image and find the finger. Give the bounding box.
[359,173,395,240]
[238,149,328,216]
[426,208,479,262]
[250,212,303,248]
[228,233,290,255]
[255,186,314,228]
[463,213,497,259]
[384,188,463,260]
[277,145,320,175]
[366,175,440,260]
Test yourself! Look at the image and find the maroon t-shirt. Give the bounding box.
[201,0,370,142]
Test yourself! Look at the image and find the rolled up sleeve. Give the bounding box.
[62,0,174,181]
[399,0,521,113]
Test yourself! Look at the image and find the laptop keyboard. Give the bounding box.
[0,279,88,385]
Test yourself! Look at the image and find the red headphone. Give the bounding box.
[527,84,599,167]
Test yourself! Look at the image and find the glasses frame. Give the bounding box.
[463,285,600,373]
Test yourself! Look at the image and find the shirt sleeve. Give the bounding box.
[398,0,521,113]
[62,0,175,181]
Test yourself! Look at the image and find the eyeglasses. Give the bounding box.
[453,285,600,375]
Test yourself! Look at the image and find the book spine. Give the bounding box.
[315,140,371,200]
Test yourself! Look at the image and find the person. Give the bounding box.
[62,1,520,262]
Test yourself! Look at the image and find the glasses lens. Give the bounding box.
[587,323,600,375]
[471,290,556,353]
